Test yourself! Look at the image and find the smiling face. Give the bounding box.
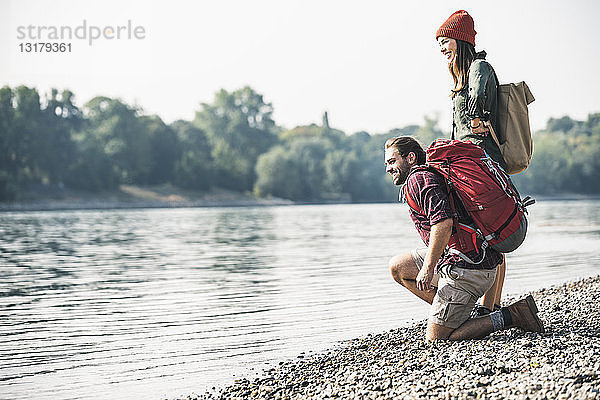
[384,148,413,186]
[437,36,457,64]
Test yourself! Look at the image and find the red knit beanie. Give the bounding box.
[436,10,476,46]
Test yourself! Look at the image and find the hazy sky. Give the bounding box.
[2,0,599,135]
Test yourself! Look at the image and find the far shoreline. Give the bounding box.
[2,196,600,213]
[3,195,600,213]
[1,183,599,213]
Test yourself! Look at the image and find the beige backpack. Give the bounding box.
[484,81,535,175]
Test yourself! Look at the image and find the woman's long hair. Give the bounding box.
[449,40,476,97]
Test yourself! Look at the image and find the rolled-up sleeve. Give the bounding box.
[407,172,453,226]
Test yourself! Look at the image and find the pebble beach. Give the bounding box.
[187,275,600,400]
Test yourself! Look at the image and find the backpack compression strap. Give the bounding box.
[402,167,429,214]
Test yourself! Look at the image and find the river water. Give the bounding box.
[1,201,599,399]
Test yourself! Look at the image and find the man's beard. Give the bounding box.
[393,167,410,186]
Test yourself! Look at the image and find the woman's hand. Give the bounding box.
[471,124,489,136]
[470,119,489,137]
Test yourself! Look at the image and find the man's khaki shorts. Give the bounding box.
[412,247,497,329]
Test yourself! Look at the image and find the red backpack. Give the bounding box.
[404,139,534,264]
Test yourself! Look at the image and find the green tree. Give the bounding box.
[513,112,600,195]
[512,133,570,194]
[0,86,17,200]
[195,86,277,191]
[84,96,152,184]
[12,86,45,185]
[414,116,444,146]
[323,150,358,195]
[254,138,334,201]
[40,89,82,184]
[65,129,119,191]
[140,115,179,184]
[254,146,305,200]
[171,120,213,190]
[347,132,398,202]
[546,116,576,133]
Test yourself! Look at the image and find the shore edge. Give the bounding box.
[186,276,600,400]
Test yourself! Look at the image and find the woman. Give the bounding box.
[436,10,506,314]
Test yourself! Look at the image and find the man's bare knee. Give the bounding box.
[389,252,417,282]
[426,321,454,341]
[388,254,403,278]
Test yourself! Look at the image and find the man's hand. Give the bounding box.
[416,266,434,291]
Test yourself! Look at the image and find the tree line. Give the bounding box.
[1,84,599,202]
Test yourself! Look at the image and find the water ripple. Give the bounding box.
[0,202,598,399]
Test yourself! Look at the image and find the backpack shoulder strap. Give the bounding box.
[402,165,435,215]
[404,184,422,214]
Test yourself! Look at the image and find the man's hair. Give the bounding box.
[384,136,426,165]
[449,39,476,97]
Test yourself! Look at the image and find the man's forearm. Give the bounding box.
[423,218,453,273]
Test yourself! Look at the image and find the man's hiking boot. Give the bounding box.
[507,295,545,333]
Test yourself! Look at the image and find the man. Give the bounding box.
[384,136,544,341]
